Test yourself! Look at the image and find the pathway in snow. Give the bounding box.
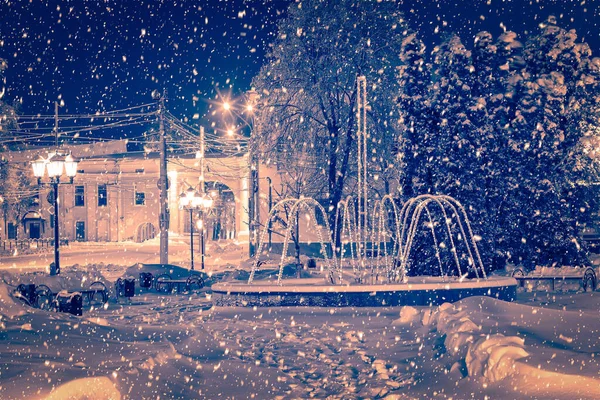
[204,307,417,399]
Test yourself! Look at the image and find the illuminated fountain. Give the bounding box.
[212,76,516,306]
[211,193,516,307]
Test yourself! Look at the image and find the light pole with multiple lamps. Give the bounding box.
[179,185,213,270]
[220,90,260,257]
[31,151,78,275]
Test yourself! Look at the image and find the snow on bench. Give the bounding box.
[511,267,597,292]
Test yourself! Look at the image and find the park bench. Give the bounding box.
[511,267,597,292]
[138,272,204,293]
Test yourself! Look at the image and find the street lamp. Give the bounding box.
[179,186,213,270]
[31,150,78,276]
[218,91,260,257]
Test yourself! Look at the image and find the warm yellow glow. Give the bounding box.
[223,102,231,111]
[47,154,65,178]
[245,104,254,112]
[64,154,78,178]
[32,155,47,178]
[227,128,234,137]
[202,196,214,209]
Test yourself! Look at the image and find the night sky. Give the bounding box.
[0,0,598,129]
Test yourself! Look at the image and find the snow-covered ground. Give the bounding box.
[1,258,600,399]
[0,237,250,277]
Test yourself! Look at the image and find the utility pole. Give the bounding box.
[247,90,260,258]
[158,91,169,266]
[52,101,60,276]
[199,126,205,194]
[54,102,59,148]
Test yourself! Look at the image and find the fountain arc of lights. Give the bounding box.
[397,195,487,280]
[371,194,402,282]
[248,198,298,284]
[334,196,360,275]
[399,198,459,279]
[248,197,341,285]
[438,195,486,278]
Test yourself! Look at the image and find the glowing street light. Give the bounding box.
[179,186,213,270]
[32,150,78,276]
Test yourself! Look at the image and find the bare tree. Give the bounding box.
[252,0,410,232]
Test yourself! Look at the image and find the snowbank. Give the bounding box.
[401,296,600,397]
[45,377,121,400]
[0,281,27,319]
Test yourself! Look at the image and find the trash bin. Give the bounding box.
[49,261,60,276]
[123,277,135,298]
[116,277,135,299]
[139,272,153,289]
[54,291,83,316]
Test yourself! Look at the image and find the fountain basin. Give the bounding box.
[212,276,517,307]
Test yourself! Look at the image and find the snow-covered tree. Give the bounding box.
[0,58,37,240]
[0,161,38,241]
[398,17,600,272]
[252,0,409,229]
[498,17,600,269]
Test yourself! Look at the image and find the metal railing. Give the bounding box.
[1,238,69,252]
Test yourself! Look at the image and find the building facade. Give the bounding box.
[2,141,280,247]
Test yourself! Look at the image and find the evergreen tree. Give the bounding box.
[398,18,600,272]
[499,17,600,269]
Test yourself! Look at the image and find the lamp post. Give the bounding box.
[265,176,272,251]
[179,186,213,270]
[219,91,260,257]
[31,151,78,275]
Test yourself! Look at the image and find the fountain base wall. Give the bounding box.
[212,277,517,307]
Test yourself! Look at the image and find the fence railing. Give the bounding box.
[1,238,69,252]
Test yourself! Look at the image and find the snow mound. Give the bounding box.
[0,266,113,295]
[392,306,421,326]
[0,282,27,319]
[433,301,548,383]
[413,296,600,394]
[465,334,529,382]
[44,376,121,400]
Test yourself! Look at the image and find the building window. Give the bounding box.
[75,185,85,207]
[135,191,146,206]
[7,222,16,239]
[98,184,107,207]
